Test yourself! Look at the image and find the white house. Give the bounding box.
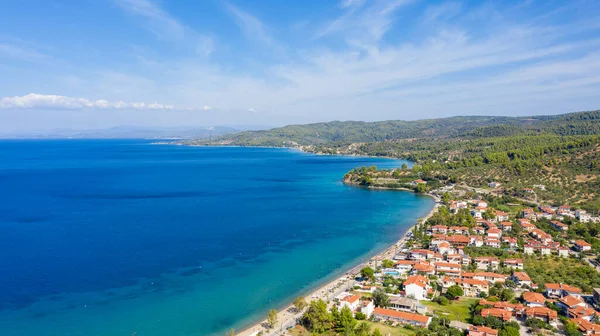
[523,291,546,307]
[404,275,429,300]
[504,258,523,269]
[340,295,361,311]
[471,209,483,219]
[557,246,569,258]
[360,300,375,318]
[511,272,532,287]
[524,245,535,255]
[475,257,499,270]
[574,240,592,252]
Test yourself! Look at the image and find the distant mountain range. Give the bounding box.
[0,125,268,139]
[180,110,600,147]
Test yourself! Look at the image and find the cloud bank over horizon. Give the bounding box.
[1,0,600,132]
[0,93,175,110]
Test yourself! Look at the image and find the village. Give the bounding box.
[285,181,600,336]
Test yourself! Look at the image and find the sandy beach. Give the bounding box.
[237,193,439,336]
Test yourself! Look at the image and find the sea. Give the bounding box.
[0,140,434,336]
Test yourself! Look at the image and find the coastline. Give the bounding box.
[155,141,404,161]
[235,191,439,336]
[157,142,430,335]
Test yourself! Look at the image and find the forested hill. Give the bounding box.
[181,110,600,147]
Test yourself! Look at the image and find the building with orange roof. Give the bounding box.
[340,295,362,311]
[493,210,509,223]
[525,307,558,324]
[436,241,450,254]
[449,226,470,235]
[404,275,430,300]
[568,305,597,320]
[511,272,532,287]
[456,278,489,297]
[469,325,498,336]
[487,228,502,238]
[475,257,499,270]
[479,300,524,315]
[558,295,587,314]
[447,234,470,246]
[545,283,582,298]
[373,308,431,327]
[500,221,513,232]
[575,240,592,252]
[571,318,600,335]
[521,222,536,233]
[431,225,449,233]
[481,308,512,321]
[473,272,506,283]
[411,261,435,276]
[522,292,546,307]
[503,258,523,269]
[396,260,415,275]
[551,220,568,231]
[434,262,462,276]
[558,246,570,258]
[446,253,461,263]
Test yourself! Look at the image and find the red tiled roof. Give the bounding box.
[571,318,600,333]
[568,306,596,318]
[413,262,434,273]
[504,258,522,264]
[474,272,506,279]
[575,240,591,247]
[525,307,558,320]
[469,325,499,336]
[404,275,429,288]
[397,260,416,265]
[373,308,430,324]
[523,292,545,304]
[459,278,489,286]
[434,262,462,268]
[513,272,530,281]
[481,308,512,321]
[545,283,582,293]
[559,295,583,307]
[343,295,361,303]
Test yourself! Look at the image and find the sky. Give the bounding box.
[1,0,600,133]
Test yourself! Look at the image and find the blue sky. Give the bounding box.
[1,0,600,132]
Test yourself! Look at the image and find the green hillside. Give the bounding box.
[181,110,600,147]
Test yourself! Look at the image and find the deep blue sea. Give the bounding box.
[0,140,434,336]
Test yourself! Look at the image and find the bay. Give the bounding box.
[0,140,434,336]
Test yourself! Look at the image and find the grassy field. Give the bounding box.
[288,321,418,336]
[421,297,478,322]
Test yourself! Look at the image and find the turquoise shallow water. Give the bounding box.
[0,140,434,335]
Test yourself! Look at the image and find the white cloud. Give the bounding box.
[315,0,414,42]
[224,3,280,51]
[423,2,462,22]
[340,0,365,9]
[0,42,49,63]
[115,0,214,56]
[115,0,185,39]
[0,93,174,110]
